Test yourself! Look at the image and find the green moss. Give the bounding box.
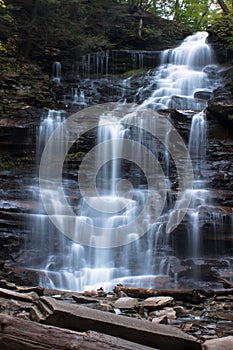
[0,159,15,171]
[0,155,34,171]
[65,152,86,161]
[121,68,147,78]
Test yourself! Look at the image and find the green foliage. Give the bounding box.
[0,155,34,171]
[3,0,232,64]
[121,67,147,78]
[117,0,218,30]
[143,26,161,39]
[210,10,233,49]
[0,0,15,52]
[65,152,86,161]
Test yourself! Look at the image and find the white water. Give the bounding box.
[28,32,224,291]
[73,50,158,78]
[52,62,62,85]
[140,32,219,111]
[72,88,87,108]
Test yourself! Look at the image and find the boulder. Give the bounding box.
[194,90,212,100]
[203,336,233,350]
[114,297,139,309]
[140,296,174,309]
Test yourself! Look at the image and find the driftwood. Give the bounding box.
[0,314,155,350]
[114,286,207,303]
[30,296,202,350]
[114,286,233,303]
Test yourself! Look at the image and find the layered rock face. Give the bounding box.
[1,41,233,289]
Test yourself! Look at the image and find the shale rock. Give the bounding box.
[140,296,174,309]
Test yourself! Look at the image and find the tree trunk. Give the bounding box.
[195,9,208,31]
[138,18,143,38]
[217,0,230,14]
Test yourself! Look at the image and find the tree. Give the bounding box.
[0,0,15,52]
[217,0,230,13]
[210,0,233,50]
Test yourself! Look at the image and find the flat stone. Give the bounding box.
[0,280,16,290]
[194,90,212,100]
[152,315,168,324]
[72,295,99,304]
[0,314,156,350]
[152,308,177,320]
[0,287,39,303]
[16,286,44,296]
[203,336,233,350]
[98,302,114,312]
[215,311,233,321]
[140,297,174,309]
[35,296,202,350]
[114,297,139,309]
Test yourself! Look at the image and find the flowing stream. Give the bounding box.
[24,32,228,291]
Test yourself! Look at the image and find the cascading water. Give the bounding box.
[140,32,219,111]
[52,62,62,85]
[25,32,228,291]
[72,88,87,108]
[72,50,159,78]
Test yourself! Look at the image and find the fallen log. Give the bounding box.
[0,287,39,303]
[0,314,155,350]
[114,286,233,302]
[32,296,202,350]
[203,288,233,297]
[113,286,207,303]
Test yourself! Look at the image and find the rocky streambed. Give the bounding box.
[0,279,233,349]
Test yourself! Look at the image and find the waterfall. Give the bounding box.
[72,88,87,108]
[52,62,62,85]
[140,31,219,111]
[121,77,131,99]
[25,32,227,291]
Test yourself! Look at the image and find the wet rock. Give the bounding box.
[98,302,114,313]
[114,297,139,309]
[207,99,233,120]
[0,298,32,318]
[214,311,233,321]
[0,279,16,290]
[151,308,177,320]
[173,305,187,316]
[207,71,233,124]
[105,293,116,301]
[151,315,168,324]
[140,297,174,310]
[33,296,202,350]
[72,295,100,304]
[0,287,39,303]
[194,90,212,100]
[16,286,44,296]
[97,287,107,298]
[203,336,233,350]
[0,314,157,350]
